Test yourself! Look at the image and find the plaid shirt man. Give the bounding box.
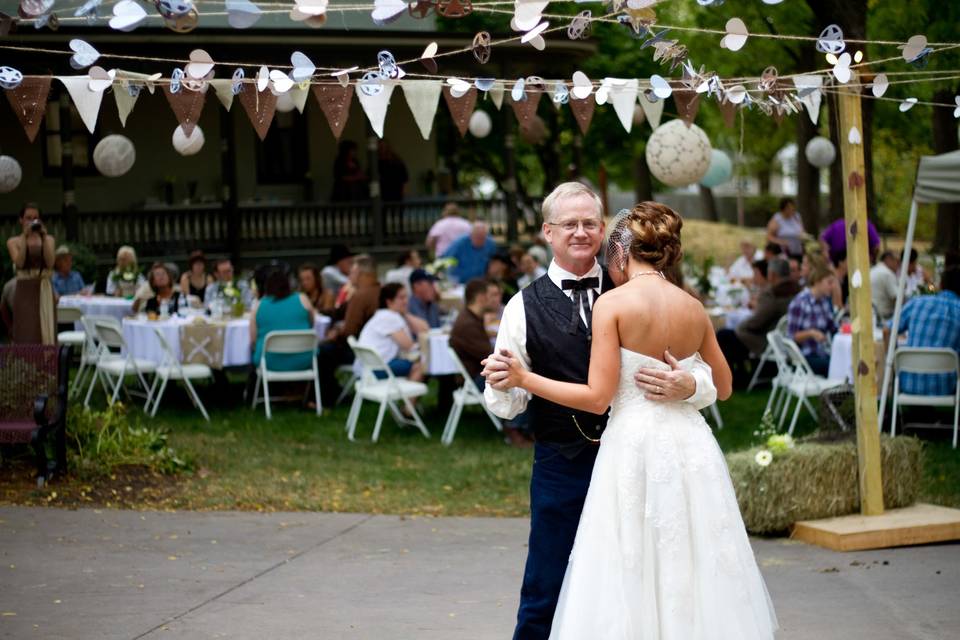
[893,290,960,396]
[786,288,836,358]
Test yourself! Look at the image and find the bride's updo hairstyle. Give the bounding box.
[625,202,683,271]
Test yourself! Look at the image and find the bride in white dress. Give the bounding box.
[490,203,778,639]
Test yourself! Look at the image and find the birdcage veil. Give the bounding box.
[605,208,634,273]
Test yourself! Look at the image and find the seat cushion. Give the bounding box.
[156,364,213,380]
[262,370,318,382]
[57,330,85,345]
[357,378,429,401]
[98,358,157,375]
[897,393,957,407]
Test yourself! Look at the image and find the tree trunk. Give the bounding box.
[699,185,719,222]
[826,90,845,219]
[932,87,960,254]
[758,168,771,195]
[634,151,653,203]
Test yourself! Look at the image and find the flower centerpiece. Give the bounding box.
[425,257,458,283]
[215,281,245,317]
[111,265,140,299]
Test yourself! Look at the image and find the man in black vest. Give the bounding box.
[483,183,718,640]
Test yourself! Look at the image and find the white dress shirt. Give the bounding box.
[484,258,718,419]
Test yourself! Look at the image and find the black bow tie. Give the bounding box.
[560,277,600,336]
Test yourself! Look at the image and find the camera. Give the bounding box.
[29,220,42,232]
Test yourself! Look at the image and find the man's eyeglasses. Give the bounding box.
[546,219,602,233]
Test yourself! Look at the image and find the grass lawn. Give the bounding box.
[2,375,958,515]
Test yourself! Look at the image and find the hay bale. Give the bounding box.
[726,436,923,534]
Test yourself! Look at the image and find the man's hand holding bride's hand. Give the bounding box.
[634,350,695,402]
[481,349,526,391]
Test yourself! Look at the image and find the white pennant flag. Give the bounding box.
[489,83,505,110]
[114,86,139,127]
[637,90,664,130]
[357,81,396,138]
[290,85,310,114]
[606,78,639,134]
[793,75,823,125]
[57,76,105,134]
[210,79,235,111]
[402,80,443,140]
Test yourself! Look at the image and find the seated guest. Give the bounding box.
[180,250,213,304]
[385,250,422,290]
[297,262,327,311]
[317,254,381,405]
[517,252,546,290]
[52,245,85,297]
[204,258,254,309]
[820,217,880,266]
[250,267,315,371]
[408,268,442,329]
[356,283,428,381]
[762,241,783,263]
[870,250,901,321]
[486,253,519,303]
[786,262,838,376]
[904,249,931,297]
[729,241,759,283]
[105,245,146,298]
[450,278,498,390]
[137,263,184,315]
[442,220,498,284]
[321,244,355,302]
[426,202,472,258]
[891,266,960,396]
[717,258,800,387]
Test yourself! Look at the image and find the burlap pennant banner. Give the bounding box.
[510,89,542,132]
[163,86,206,136]
[673,89,701,126]
[5,77,51,142]
[719,99,738,129]
[312,84,353,139]
[442,86,477,137]
[238,84,277,141]
[568,95,595,136]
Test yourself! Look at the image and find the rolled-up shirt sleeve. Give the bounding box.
[684,353,717,410]
[483,293,531,420]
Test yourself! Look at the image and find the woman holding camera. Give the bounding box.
[5,203,56,344]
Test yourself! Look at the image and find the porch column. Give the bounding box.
[503,107,519,244]
[367,127,384,246]
[58,92,78,241]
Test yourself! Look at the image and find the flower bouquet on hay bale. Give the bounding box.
[725,414,923,534]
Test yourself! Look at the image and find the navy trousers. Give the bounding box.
[513,442,599,640]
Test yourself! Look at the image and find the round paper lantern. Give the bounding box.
[172,124,205,156]
[275,91,296,113]
[645,119,712,187]
[805,135,836,168]
[93,134,136,177]
[0,155,22,194]
[468,110,492,138]
[699,150,733,188]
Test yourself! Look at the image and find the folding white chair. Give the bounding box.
[76,315,115,401]
[891,347,959,448]
[747,315,789,392]
[56,305,85,348]
[761,329,795,421]
[145,327,212,421]
[335,364,358,405]
[441,345,502,445]
[346,336,430,442]
[251,330,321,420]
[772,333,845,435]
[702,404,724,430]
[84,320,156,408]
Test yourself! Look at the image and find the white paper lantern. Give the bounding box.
[93,134,136,177]
[0,155,22,194]
[700,150,733,188]
[172,124,205,156]
[275,91,296,113]
[645,119,712,188]
[805,135,836,168]
[468,110,492,138]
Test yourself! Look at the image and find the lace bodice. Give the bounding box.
[610,348,701,415]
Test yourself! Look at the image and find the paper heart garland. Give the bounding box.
[899,97,918,112]
[420,42,438,74]
[900,35,927,62]
[69,39,99,70]
[109,0,146,31]
[269,69,294,94]
[720,18,748,52]
[371,0,405,23]
[830,52,852,84]
[290,51,315,83]
[871,73,889,98]
[649,74,672,99]
[87,66,114,92]
[186,49,215,80]
[571,71,592,100]
[226,0,261,29]
[847,126,861,145]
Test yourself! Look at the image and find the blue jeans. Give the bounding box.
[514,442,599,640]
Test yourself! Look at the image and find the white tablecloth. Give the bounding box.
[122,314,331,366]
[423,332,458,376]
[723,308,753,331]
[58,295,132,328]
[828,330,884,383]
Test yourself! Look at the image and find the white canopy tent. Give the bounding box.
[878,150,960,430]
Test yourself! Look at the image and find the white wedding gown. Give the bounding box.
[549,349,778,639]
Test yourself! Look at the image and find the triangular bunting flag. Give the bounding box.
[672,89,701,126]
[357,82,396,138]
[568,96,595,136]
[489,83,504,110]
[163,86,206,137]
[113,85,139,127]
[510,89,542,132]
[719,99,737,129]
[238,85,277,141]
[402,80,442,140]
[793,76,823,126]
[638,91,664,130]
[312,84,353,139]
[57,76,104,134]
[210,79,235,111]
[442,86,477,138]
[5,77,51,142]
[290,85,310,114]
[608,79,639,133]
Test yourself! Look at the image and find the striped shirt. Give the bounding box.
[893,291,960,396]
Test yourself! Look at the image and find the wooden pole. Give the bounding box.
[837,74,884,516]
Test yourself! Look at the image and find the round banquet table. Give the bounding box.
[122,314,331,367]
[58,295,133,328]
[827,329,885,384]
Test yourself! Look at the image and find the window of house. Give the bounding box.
[255,109,309,184]
[42,99,99,177]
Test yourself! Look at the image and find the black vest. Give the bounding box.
[522,269,615,459]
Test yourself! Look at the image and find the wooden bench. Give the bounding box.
[0,344,71,487]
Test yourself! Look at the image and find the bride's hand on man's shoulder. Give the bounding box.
[482,349,525,391]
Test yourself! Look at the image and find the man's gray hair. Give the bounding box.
[353,254,377,275]
[541,181,603,223]
[768,257,791,280]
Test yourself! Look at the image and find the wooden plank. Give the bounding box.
[792,504,960,551]
[837,73,884,516]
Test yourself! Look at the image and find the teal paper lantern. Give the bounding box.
[699,150,733,188]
